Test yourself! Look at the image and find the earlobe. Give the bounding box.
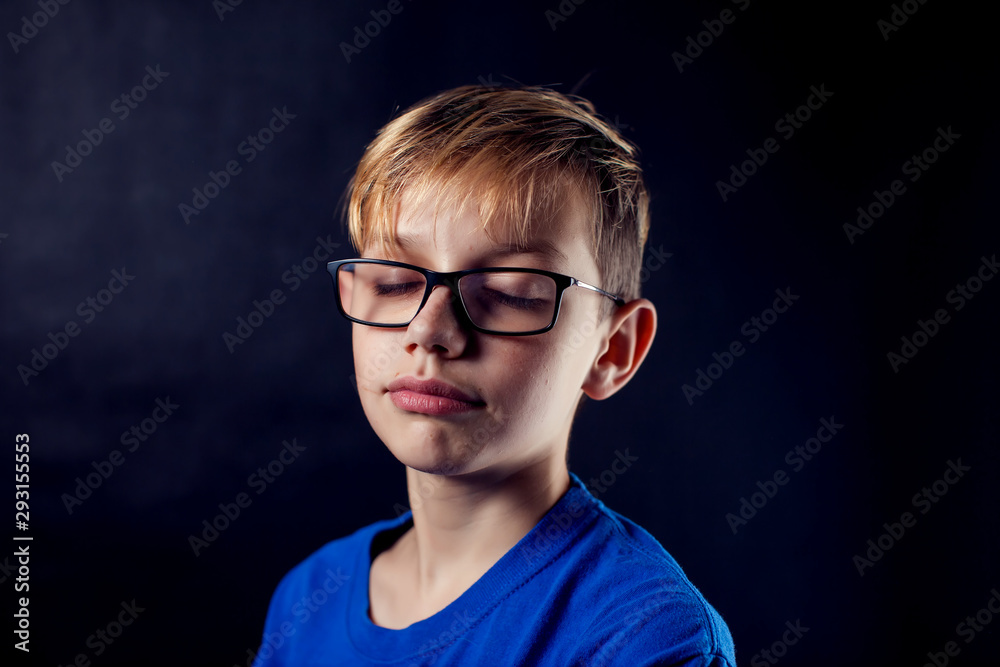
[582,298,657,401]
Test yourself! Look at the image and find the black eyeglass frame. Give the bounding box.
[326,258,626,336]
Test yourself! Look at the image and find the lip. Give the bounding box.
[386,376,485,415]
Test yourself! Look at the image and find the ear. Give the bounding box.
[581,298,657,401]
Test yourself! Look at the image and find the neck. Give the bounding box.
[401,450,571,601]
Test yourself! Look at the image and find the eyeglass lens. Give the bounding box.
[336,262,558,333]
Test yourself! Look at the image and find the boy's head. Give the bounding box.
[344,84,650,311]
[337,84,657,479]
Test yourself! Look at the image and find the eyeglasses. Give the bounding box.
[327,258,625,336]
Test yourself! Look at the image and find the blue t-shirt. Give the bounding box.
[253,472,735,666]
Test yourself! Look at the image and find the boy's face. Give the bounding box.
[352,184,613,479]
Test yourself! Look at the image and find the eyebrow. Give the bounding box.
[393,233,568,264]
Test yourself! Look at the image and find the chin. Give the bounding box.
[389,445,479,477]
[376,419,472,472]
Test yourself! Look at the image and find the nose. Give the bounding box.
[402,284,469,357]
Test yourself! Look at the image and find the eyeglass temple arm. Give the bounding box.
[571,278,626,307]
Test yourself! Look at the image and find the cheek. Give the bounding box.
[483,339,574,417]
[560,312,603,361]
[533,313,606,406]
[352,329,405,394]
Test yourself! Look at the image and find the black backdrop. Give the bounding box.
[2,1,998,665]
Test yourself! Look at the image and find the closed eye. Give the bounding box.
[373,281,422,297]
[481,287,547,310]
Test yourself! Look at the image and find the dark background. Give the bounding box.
[2,0,998,665]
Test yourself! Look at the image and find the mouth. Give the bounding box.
[386,376,485,416]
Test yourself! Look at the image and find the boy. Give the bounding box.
[253,84,735,666]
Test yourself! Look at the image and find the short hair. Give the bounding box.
[342,84,650,305]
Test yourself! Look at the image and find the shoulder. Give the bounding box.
[268,513,408,608]
[560,500,736,666]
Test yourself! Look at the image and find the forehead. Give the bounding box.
[369,179,594,270]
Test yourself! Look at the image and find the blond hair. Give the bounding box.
[342,84,650,303]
